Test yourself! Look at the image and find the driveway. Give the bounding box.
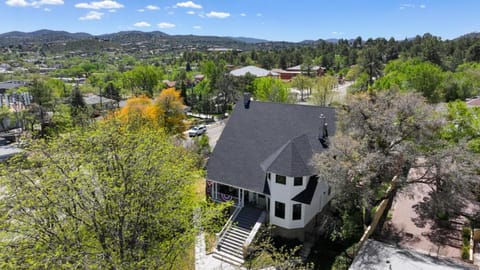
[183,121,225,150]
[379,168,466,260]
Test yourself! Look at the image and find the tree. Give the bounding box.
[0,120,202,269]
[253,77,291,103]
[123,65,162,97]
[153,88,187,135]
[70,87,90,127]
[374,59,445,103]
[117,95,155,130]
[359,46,383,86]
[310,75,337,106]
[104,82,121,104]
[315,91,440,239]
[441,101,480,153]
[466,42,480,62]
[29,78,54,138]
[0,105,11,131]
[291,75,313,102]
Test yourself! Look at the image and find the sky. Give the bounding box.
[1,0,479,42]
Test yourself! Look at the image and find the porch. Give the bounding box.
[207,180,269,211]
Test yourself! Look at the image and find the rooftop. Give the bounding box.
[229,65,279,77]
[207,101,335,193]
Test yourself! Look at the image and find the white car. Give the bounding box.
[188,125,207,137]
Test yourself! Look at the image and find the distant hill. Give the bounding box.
[98,31,169,43]
[0,29,92,45]
[456,32,480,39]
[228,36,269,44]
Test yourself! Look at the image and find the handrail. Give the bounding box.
[216,206,242,248]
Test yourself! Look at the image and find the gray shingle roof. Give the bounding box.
[206,101,335,194]
[292,175,318,204]
[229,66,279,77]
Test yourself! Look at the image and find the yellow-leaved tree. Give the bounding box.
[153,88,187,134]
[116,89,186,134]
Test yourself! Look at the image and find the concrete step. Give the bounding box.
[229,226,250,237]
[213,250,244,266]
[222,235,244,246]
[218,243,244,258]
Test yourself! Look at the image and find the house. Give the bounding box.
[273,65,326,81]
[206,96,336,242]
[229,65,279,78]
[466,96,480,107]
[83,93,117,113]
[350,239,476,270]
[0,80,29,94]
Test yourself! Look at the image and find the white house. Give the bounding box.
[206,96,336,243]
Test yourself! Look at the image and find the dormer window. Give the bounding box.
[294,177,303,186]
[267,172,271,181]
[275,175,286,185]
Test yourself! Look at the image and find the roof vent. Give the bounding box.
[319,114,329,148]
[243,92,251,109]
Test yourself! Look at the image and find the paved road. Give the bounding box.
[183,122,225,150]
[206,122,225,149]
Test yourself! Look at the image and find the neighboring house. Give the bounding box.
[0,80,29,94]
[83,93,117,111]
[350,239,476,270]
[466,96,480,107]
[229,65,280,78]
[273,65,326,81]
[206,96,336,241]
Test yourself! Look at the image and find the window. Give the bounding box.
[267,173,271,181]
[292,204,302,220]
[328,186,332,195]
[294,177,303,186]
[275,201,285,219]
[275,175,286,185]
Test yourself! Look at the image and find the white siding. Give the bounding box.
[268,172,332,230]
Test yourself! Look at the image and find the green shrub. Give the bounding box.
[461,245,470,260]
[463,227,472,240]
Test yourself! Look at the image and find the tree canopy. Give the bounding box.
[0,120,201,269]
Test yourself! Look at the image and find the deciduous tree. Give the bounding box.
[0,121,200,269]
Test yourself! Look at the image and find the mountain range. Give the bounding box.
[0,29,478,48]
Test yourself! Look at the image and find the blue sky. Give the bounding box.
[1,0,479,42]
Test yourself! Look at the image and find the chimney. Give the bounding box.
[243,92,251,109]
[319,114,329,148]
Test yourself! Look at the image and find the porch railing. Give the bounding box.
[216,206,242,248]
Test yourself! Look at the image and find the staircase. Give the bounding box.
[213,207,264,266]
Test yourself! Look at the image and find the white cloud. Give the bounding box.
[158,22,175,29]
[79,10,104,20]
[176,1,201,9]
[137,8,144,12]
[206,11,230,19]
[240,13,246,17]
[420,4,426,8]
[6,0,63,7]
[44,7,50,11]
[38,0,63,5]
[6,0,29,7]
[400,3,415,9]
[187,10,195,15]
[331,31,344,35]
[256,13,262,17]
[146,5,159,10]
[75,0,124,10]
[168,11,174,15]
[134,21,151,27]
[193,25,201,29]
[108,9,116,12]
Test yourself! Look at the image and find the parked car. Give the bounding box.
[188,125,207,137]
